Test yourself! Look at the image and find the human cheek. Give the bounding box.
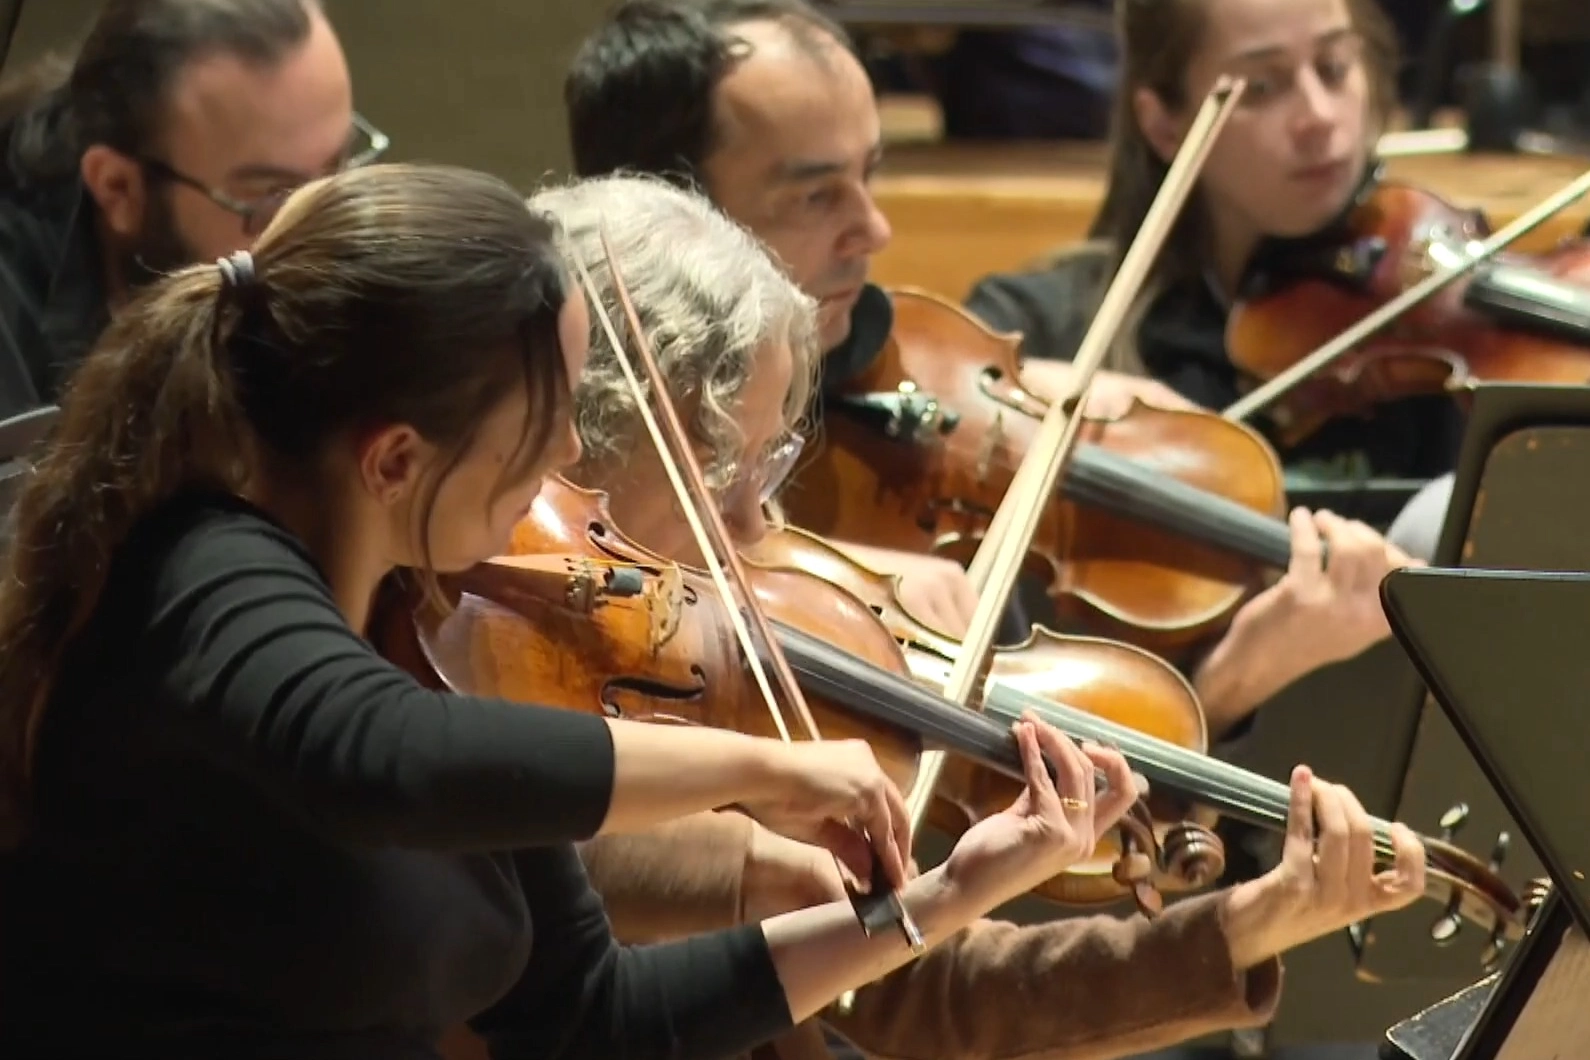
[178,199,254,259]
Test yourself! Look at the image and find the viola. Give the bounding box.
[783,287,1295,652]
[748,524,1532,953]
[1227,175,1590,447]
[749,523,1222,907]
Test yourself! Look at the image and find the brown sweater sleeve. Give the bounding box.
[577,810,756,943]
[580,815,1283,1060]
[828,893,1282,1060]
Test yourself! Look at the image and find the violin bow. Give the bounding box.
[1222,164,1590,424]
[900,78,1247,820]
[568,229,924,951]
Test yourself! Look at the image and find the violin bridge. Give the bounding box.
[645,565,686,652]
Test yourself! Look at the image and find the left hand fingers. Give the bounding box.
[1318,513,1390,597]
[1079,740,1140,834]
[1022,712,1095,820]
[1337,782,1376,900]
[1310,776,1352,904]
[1373,823,1426,912]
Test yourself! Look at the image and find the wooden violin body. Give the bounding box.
[376,514,923,793]
[1228,178,1590,446]
[373,476,1528,949]
[376,476,1197,909]
[749,524,1535,947]
[750,524,1224,906]
[782,287,1290,651]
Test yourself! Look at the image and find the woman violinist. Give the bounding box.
[529,171,1427,1060]
[965,0,1457,563]
[0,163,1127,1059]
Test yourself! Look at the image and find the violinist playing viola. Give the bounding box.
[0,163,1135,1059]
[962,0,1462,563]
[562,0,1415,738]
[526,170,1427,1060]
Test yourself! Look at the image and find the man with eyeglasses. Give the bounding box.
[0,0,386,419]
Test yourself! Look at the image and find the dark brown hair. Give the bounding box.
[2,0,320,189]
[0,162,571,843]
[564,0,852,185]
[1090,0,1399,287]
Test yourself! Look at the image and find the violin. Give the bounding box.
[370,476,1175,911]
[749,523,1222,907]
[784,287,1295,652]
[745,526,1532,952]
[1227,175,1590,447]
[370,475,1525,949]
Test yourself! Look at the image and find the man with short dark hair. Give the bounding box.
[564,0,1190,638]
[0,0,386,418]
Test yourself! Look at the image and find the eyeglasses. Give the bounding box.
[755,433,806,505]
[138,112,391,236]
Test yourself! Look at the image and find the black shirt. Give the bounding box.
[0,492,791,1059]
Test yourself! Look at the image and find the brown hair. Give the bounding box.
[1087,0,1399,368]
[0,162,571,844]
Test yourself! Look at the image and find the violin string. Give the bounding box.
[921,435,1293,567]
[978,681,1445,873]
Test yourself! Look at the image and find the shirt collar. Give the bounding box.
[820,283,892,388]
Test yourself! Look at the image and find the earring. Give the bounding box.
[385,487,402,504]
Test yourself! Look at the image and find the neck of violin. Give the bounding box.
[978,677,1416,858]
[1466,263,1590,347]
[1067,444,1293,570]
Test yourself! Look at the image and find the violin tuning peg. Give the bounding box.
[1429,911,1463,945]
[1429,893,1464,945]
[1481,928,1508,969]
[1347,920,1369,960]
[1438,802,1470,843]
[1488,830,1510,872]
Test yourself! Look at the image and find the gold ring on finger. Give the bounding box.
[1060,797,1089,811]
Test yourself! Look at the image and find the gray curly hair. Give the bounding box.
[529,172,819,492]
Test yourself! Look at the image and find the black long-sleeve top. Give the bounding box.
[0,492,793,1059]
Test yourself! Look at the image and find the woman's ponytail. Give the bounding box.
[0,258,252,845]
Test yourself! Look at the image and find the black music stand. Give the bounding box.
[1351,383,1590,984]
[1379,566,1590,1059]
[1214,384,1590,1047]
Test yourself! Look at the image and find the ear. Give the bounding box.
[80,145,148,239]
[357,423,431,508]
[1132,87,1185,165]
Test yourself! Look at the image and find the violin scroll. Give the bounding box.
[1416,834,1534,967]
[1158,821,1227,890]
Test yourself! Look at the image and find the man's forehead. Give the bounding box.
[162,28,352,180]
[709,21,878,178]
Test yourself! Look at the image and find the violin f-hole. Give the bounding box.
[976,365,1046,420]
[599,668,709,719]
